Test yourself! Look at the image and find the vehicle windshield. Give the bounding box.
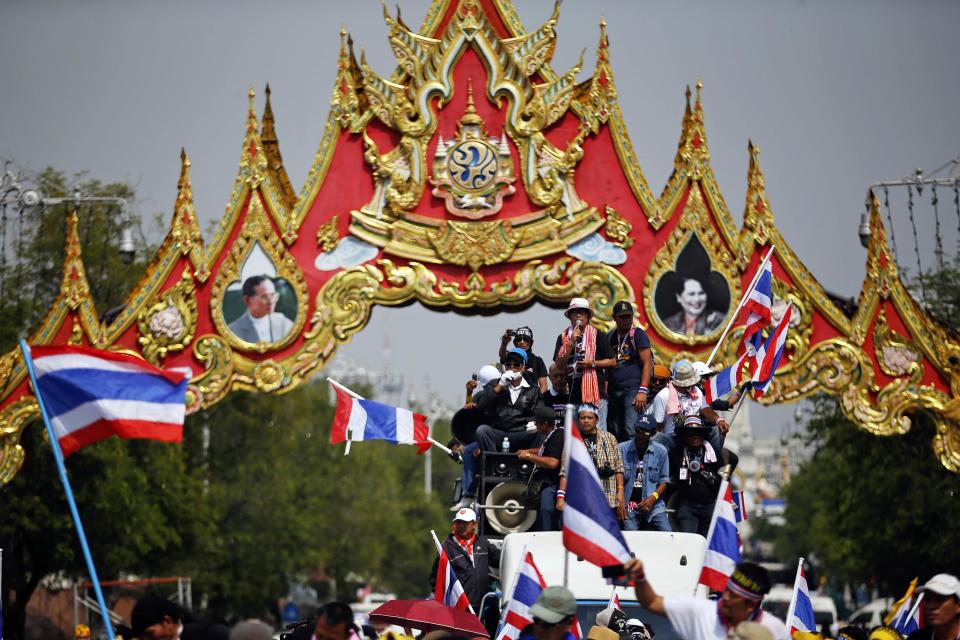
[576,602,679,640]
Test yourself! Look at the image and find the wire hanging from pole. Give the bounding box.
[883,186,899,265]
[954,185,960,245]
[0,203,7,300]
[906,184,927,304]
[931,184,944,269]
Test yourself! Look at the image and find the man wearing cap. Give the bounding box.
[474,347,542,453]
[606,301,654,442]
[500,326,549,393]
[429,508,501,614]
[650,361,726,437]
[625,618,654,640]
[283,601,360,640]
[553,298,616,407]
[907,574,960,640]
[626,559,786,640]
[517,404,566,531]
[618,415,671,532]
[575,403,626,521]
[451,364,504,512]
[130,593,230,640]
[668,415,722,536]
[528,586,579,640]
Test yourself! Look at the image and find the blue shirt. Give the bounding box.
[619,439,670,517]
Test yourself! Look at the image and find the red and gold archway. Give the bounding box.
[1,0,959,483]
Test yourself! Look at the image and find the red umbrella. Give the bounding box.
[368,599,489,638]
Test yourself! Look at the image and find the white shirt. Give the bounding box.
[663,597,789,640]
[250,313,272,342]
[651,387,707,435]
[507,376,530,404]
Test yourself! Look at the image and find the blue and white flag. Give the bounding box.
[731,490,748,523]
[751,305,793,397]
[699,480,741,591]
[704,354,748,405]
[741,256,773,355]
[890,592,923,636]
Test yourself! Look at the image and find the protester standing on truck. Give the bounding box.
[429,508,501,614]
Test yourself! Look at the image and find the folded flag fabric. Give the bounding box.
[787,562,817,637]
[29,345,187,457]
[704,354,748,405]
[731,490,748,523]
[330,385,430,448]
[562,410,632,568]
[751,304,793,397]
[434,546,472,612]
[887,580,923,637]
[498,551,547,640]
[741,256,773,354]
[699,480,741,591]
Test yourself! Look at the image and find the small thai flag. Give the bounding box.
[498,552,547,640]
[889,592,923,636]
[434,546,472,612]
[330,385,430,448]
[741,257,773,354]
[704,354,748,405]
[731,490,748,523]
[29,345,187,457]
[562,406,633,568]
[786,560,817,636]
[698,481,741,591]
[751,304,793,397]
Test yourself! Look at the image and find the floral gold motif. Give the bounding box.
[603,205,634,249]
[427,220,518,271]
[137,269,197,365]
[316,215,340,253]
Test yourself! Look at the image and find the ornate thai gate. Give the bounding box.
[1,0,958,483]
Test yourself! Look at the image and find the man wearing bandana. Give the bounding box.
[626,560,787,640]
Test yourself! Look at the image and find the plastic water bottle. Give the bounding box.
[501,437,511,452]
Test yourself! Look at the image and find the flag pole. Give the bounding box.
[430,529,476,615]
[18,340,116,640]
[784,557,804,632]
[726,391,749,426]
[706,246,776,367]
[495,545,529,638]
[698,478,729,576]
[903,592,924,627]
[562,404,575,589]
[327,377,453,456]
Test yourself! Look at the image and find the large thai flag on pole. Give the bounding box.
[698,480,741,591]
[785,559,817,636]
[751,304,793,397]
[562,406,633,568]
[741,253,773,355]
[704,354,748,405]
[434,546,473,613]
[330,385,430,447]
[29,345,187,457]
[497,551,547,640]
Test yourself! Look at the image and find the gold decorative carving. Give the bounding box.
[188,335,235,413]
[427,220,518,271]
[874,308,923,380]
[0,397,39,485]
[316,215,340,253]
[604,205,634,249]
[137,269,197,365]
[254,360,285,392]
[209,196,309,354]
[643,184,742,346]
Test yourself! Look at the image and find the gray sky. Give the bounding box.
[2,0,958,436]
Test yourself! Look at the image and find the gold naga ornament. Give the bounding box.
[1,0,960,483]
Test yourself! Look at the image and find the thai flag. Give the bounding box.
[731,490,748,523]
[889,593,924,636]
[704,354,748,405]
[498,551,547,640]
[434,546,472,612]
[330,386,430,448]
[607,589,621,610]
[28,345,187,457]
[698,480,741,591]
[562,407,633,568]
[741,256,773,355]
[786,561,817,636]
[751,305,793,397]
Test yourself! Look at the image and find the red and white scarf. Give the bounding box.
[559,325,600,404]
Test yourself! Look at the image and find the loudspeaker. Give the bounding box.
[478,452,537,537]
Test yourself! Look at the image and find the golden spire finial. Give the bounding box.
[684,84,692,114]
[600,15,606,28]
[180,146,190,167]
[247,85,257,132]
[695,79,703,111]
[459,78,483,127]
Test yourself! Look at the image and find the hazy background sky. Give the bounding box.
[2,0,958,437]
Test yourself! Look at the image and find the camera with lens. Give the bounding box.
[688,459,702,473]
[597,466,616,479]
[506,328,516,337]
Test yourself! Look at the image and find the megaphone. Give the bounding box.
[482,481,537,535]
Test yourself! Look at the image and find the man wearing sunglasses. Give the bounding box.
[228,274,294,344]
[528,586,579,640]
[474,347,542,454]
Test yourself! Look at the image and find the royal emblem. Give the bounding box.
[431,82,516,219]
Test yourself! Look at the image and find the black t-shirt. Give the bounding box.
[532,427,564,486]
[552,329,614,401]
[542,389,570,429]
[606,326,652,389]
[668,445,721,504]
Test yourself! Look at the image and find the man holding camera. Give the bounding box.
[575,403,626,521]
[474,347,542,453]
[668,415,722,536]
[499,326,549,393]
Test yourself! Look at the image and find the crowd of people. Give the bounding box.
[448,296,748,535]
